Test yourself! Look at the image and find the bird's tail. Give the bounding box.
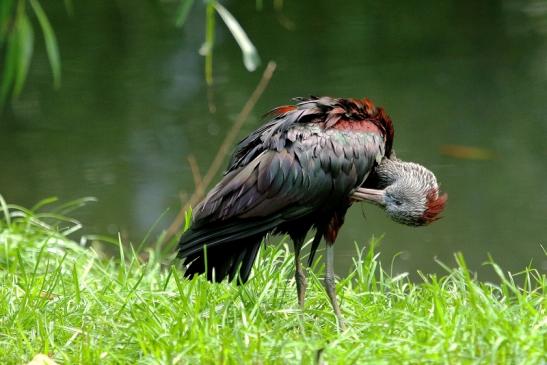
[181,235,262,283]
[177,218,282,283]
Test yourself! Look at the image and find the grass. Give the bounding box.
[0,197,545,364]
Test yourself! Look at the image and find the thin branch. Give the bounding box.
[161,60,277,246]
[200,61,277,196]
[187,155,203,197]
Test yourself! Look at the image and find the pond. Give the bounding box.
[1,0,546,278]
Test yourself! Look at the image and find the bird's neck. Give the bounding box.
[375,159,438,193]
[375,159,407,187]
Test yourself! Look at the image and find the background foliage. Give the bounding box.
[0,0,260,109]
[0,0,63,106]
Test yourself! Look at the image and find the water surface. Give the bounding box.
[1,0,546,277]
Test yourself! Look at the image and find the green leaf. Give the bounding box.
[29,0,61,88]
[0,22,18,105]
[214,3,260,72]
[13,13,34,96]
[0,0,15,43]
[175,0,195,27]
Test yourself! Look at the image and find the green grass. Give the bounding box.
[0,197,545,364]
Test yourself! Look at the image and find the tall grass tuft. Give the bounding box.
[0,196,545,364]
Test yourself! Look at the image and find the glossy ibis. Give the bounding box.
[178,96,446,328]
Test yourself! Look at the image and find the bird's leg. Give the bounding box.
[293,239,307,308]
[324,242,346,331]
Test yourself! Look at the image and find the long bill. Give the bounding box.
[350,187,386,206]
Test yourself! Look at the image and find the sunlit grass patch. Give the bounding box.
[0,196,545,364]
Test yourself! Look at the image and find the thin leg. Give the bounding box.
[324,243,346,331]
[294,239,307,308]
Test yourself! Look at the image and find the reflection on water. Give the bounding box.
[1,0,546,278]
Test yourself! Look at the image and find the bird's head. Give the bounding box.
[352,159,447,226]
[383,181,446,226]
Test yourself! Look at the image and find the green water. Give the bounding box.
[1,0,546,277]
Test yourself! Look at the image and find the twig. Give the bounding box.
[200,61,277,195]
[187,155,203,197]
[161,61,277,246]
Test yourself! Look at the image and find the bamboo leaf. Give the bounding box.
[13,13,34,96]
[30,0,61,88]
[0,0,15,43]
[175,0,195,27]
[0,22,18,105]
[214,3,260,72]
[0,0,16,105]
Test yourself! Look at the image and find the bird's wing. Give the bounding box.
[192,123,385,226]
[228,96,394,172]
[227,105,319,171]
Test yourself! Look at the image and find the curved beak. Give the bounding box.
[351,188,386,206]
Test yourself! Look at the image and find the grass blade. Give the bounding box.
[0,194,11,226]
[30,197,59,212]
[50,196,97,215]
[214,2,260,72]
[29,0,61,88]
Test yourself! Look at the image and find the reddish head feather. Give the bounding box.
[421,189,447,224]
[267,105,297,117]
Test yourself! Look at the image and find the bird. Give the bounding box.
[178,96,446,329]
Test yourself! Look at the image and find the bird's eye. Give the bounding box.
[395,200,402,206]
